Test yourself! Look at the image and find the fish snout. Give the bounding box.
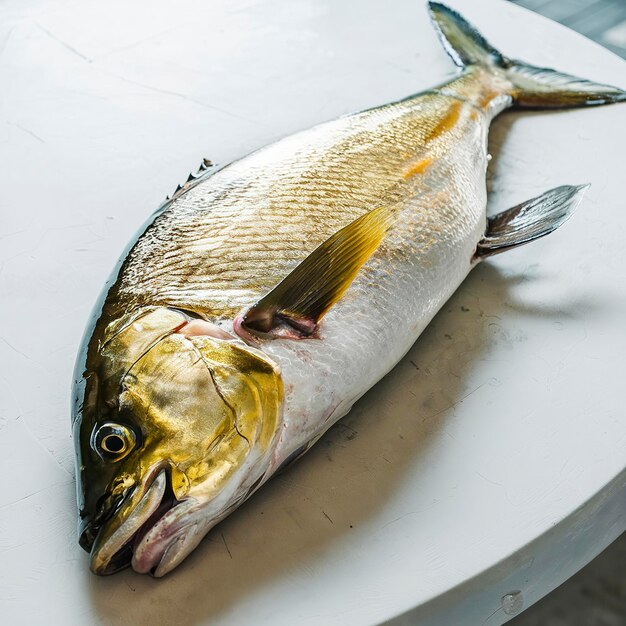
[78,486,131,554]
[87,468,183,575]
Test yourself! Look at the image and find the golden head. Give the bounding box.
[72,307,283,576]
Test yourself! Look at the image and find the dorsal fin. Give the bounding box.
[164,158,216,202]
[240,205,395,338]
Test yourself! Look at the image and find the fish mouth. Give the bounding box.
[88,468,180,576]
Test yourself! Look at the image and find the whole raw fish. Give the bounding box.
[72,2,625,576]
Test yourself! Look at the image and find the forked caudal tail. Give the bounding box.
[429,2,626,107]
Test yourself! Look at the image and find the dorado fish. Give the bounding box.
[72,2,625,577]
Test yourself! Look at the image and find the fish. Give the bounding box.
[72,2,626,577]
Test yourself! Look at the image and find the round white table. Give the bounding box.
[1,0,625,624]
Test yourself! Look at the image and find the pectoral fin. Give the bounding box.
[475,184,588,259]
[240,205,394,338]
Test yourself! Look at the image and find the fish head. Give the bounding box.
[73,306,283,576]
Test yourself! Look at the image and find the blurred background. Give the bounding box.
[510,531,626,624]
[507,3,625,625]
[510,0,626,58]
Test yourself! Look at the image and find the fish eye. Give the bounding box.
[102,434,125,453]
[91,423,136,461]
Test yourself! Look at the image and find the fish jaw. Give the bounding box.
[131,452,270,576]
[88,468,179,575]
[87,457,268,576]
[130,502,206,577]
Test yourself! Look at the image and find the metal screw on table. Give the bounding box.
[501,591,524,616]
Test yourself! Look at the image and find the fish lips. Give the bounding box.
[85,466,182,576]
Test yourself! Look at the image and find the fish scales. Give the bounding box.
[111,80,493,322]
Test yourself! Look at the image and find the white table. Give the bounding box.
[1,0,625,624]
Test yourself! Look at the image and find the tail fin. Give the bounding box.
[429,2,626,108]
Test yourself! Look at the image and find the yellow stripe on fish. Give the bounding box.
[403,155,435,179]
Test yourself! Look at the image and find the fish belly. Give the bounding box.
[260,125,489,470]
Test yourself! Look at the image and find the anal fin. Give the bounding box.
[475,184,588,259]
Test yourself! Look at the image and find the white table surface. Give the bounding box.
[1,0,625,624]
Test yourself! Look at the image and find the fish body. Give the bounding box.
[112,68,500,465]
[72,3,625,576]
